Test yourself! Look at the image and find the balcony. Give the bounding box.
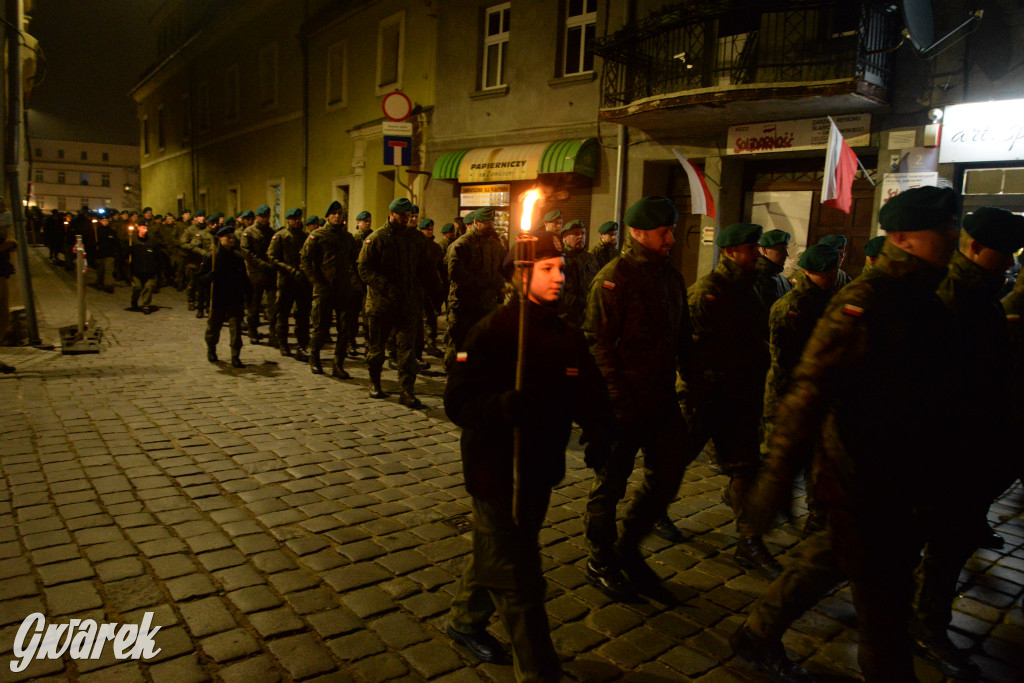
[593,1,901,135]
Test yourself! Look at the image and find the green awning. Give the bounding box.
[432,138,599,183]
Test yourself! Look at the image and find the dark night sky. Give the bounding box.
[27,0,163,146]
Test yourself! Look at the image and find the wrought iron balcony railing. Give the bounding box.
[593,1,901,110]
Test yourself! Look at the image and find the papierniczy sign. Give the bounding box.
[938,99,1024,163]
[11,613,162,673]
[727,115,871,155]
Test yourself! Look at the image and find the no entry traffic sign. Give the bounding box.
[382,91,412,122]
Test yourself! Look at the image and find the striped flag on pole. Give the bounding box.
[672,150,716,218]
[821,117,859,214]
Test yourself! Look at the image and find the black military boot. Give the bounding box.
[207,346,218,363]
[651,515,687,543]
[231,355,245,369]
[331,361,351,380]
[730,626,814,682]
[279,342,292,357]
[309,349,324,375]
[398,392,424,409]
[187,299,196,311]
[912,624,980,680]
[368,369,388,399]
[195,308,205,318]
[294,347,310,362]
[584,557,638,603]
[735,537,783,580]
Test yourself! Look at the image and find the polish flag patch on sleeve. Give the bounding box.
[1008,314,1021,323]
[565,367,579,377]
[705,294,716,302]
[601,280,616,290]
[456,351,469,362]
[842,304,864,317]
[364,238,371,244]
[787,311,799,319]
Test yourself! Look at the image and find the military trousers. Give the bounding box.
[366,313,419,392]
[184,262,200,304]
[444,304,492,371]
[345,292,365,350]
[275,281,312,350]
[687,383,763,537]
[449,493,561,683]
[131,276,156,308]
[205,304,245,357]
[311,290,350,360]
[172,251,186,289]
[584,406,693,563]
[247,277,278,342]
[93,257,115,290]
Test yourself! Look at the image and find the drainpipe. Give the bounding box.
[613,124,627,249]
[300,0,310,213]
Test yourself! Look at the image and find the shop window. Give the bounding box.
[562,0,596,76]
[482,3,510,89]
[327,41,347,109]
[376,12,404,93]
[259,43,279,108]
[964,167,1024,195]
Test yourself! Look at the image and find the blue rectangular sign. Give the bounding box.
[383,136,412,166]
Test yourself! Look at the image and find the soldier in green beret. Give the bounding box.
[738,185,962,680]
[240,204,279,347]
[443,206,506,372]
[180,211,206,311]
[268,207,313,361]
[438,222,457,254]
[755,229,793,310]
[541,209,563,233]
[860,235,885,275]
[188,213,219,318]
[357,197,442,407]
[590,221,619,270]
[685,222,780,578]
[417,218,446,359]
[818,234,851,291]
[346,210,374,355]
[200,224,251,368]
[583,196,699,601]
[559,219,594,328]
[914,206,1024,679]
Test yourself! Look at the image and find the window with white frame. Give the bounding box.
[563,0,596,75]
[376,12,404,93]
[327,41,348,108]
[225,64,240,122]
[483,3,510,89]
[259,43,279,108]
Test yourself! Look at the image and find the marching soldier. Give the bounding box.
[819,234,851,290]
[200,223,251,369]
[240,205,279,346]
[558,219,593,328]
[188,214,218,318]
[91,210,120,293]
[754,229,792,310]
[861,235,885,275]
[438,222,457,254]
[171,209,192,290]
[301,201,357,378]
[268,207,312,361]
[444,207,505,371]
[357,198,441,408]
[541,209,563,234]
[181,210,206,311]
[128,222,160,314]
[589,221,619,270]
[417,218,445,358]
[347,210,373,354]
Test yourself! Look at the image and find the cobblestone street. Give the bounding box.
[2,246,1023,682]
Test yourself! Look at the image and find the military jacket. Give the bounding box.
[180,223,203,262]
[188,228,216,260]
[300,224,357,296]
[420,233,446,309]
[759,241,961,537]
[1003,276,1024,425]
[239,223,277,283]
[268,226,309,287]
[689,256,770,392]
[446,227,506,314]
[584,241,694,424]
[560,248,594,328]
[357,220,439,318]
[763,273,832,422]
[754,256,792,312]
[93,224,120,259]
[128,236,159,279]
[590,241,620,271]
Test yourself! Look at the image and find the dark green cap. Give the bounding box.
[474,207,494,221]
[441,223,454,234]
[239,210,255,220]
[410,204,420,214]
[418,218,435,229]
[624,196,678,231]
[561,219,584,234]
[355,210,371,221]
[879,186,959,232]
[759,229,791,248]
[305,215,319,226]
[598,221,618,235]
[255,204,270,217]
[819,234,848,250]
[717,223,762,248]
[388,198,413,213]
[962,207,1024,254]
[463,210,476,224]
[285,208,303,220]
[325,201,344,216]
[798,244,840,272]
[864,236,885,258]
[215,224,235,237]
[542,209,563,223]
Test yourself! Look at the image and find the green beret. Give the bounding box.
[463,210,476,224]
[625,196,678,231]
[441,223,454,234]
[209,213,223,221]
[418,218,435,229]
[305,215,319,226]
[717,223,762,248]
[879,186,959,232]
[543,209,563,223]
[355,210,371,221]
[239,210,255,220]
[759,229,791,248]
[962,207,1024,254]
[388,198,413,213]
[194,210,206,217]
[798,244,840,272]
[410,205,420,214]
[598,221,618,235]
[142,207,152,213]
[255,204,270,217]
[474,207,495,221]
[561,219,585,234]
[285,207,303,220]
[325,200,344,216]
[819,234,848,250]
[215,224,236,237]
[864,236,885,258]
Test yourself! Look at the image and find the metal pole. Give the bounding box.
[613,124,628,250]
[5,0,40,344]
[511,234,536,526]
[74,235,85,337]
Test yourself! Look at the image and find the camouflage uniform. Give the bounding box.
[589,240,619,271]
[170,219,188,289]
[419,232,446,355]
[240,221,279,344]
[180,221,204,309]
[754,255,792,312]
[268,224,312,352]
[559,247,593,329]
[750,241,960,680]
[583,240,696,564]
[188,227,216,315]
[685,256,769,537]
[347,226,373,352]
[443,226,505,370]
[300,223,357,367]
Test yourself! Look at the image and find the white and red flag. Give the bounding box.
[821,117,859,214]
[672,150,716,218]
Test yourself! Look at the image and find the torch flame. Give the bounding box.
[520,189,541,233]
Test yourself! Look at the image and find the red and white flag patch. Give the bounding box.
[565,367,579,377]
[705,294,716,302]
[1007,314,1021,323]
[601,280,616,290]
[456,351,468,362]
[842,304,864,317]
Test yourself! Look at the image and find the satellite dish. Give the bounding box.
[901,0,934,53]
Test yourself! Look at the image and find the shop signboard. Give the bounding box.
[460,184,511,207]
[880,172,939,205]
[459,143,549,183]
[938,99,1024,163]
[727,114,871,155]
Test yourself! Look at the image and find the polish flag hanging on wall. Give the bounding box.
[821,118,859,214]
[672,150,716,218]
